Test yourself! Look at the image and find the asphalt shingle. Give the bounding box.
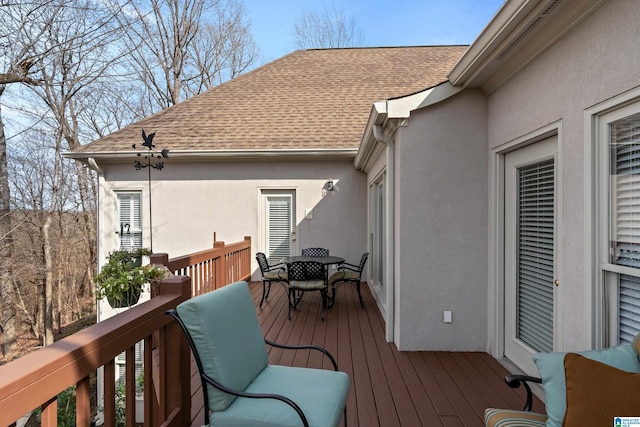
[75,46,468,154]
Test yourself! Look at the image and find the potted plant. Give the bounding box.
[94,249,165,308]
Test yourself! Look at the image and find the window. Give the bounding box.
[369,174,385,301]
[599,104,640,345]
[117,192,142,250]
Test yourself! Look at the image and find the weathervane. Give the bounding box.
[132,129,169,252]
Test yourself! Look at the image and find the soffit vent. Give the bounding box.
[496,0,562,60]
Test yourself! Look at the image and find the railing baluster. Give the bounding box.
[144,334,153,426]
[76,376,91,426]
[125,345,136,426]
[104,360,116,427]
[41,397,57,427]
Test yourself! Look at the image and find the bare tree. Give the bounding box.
[113,0,259,114]
[294,5,364,49]
[0,0,53,361]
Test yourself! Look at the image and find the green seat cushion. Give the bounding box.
[532,343,640,427]
[176,281,269,412]
[484,408,547,427]
[211,365,350,427]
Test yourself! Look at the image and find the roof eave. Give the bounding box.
[355,82,463,171]
[448,0,607,92]
[64,149,358,162]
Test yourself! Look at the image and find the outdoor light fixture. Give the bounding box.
[132,129,169,252]
[326,179,334,191]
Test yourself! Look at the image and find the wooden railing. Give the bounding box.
[151,236,252,297]
[0,275,192,427]
[0,237,253,427]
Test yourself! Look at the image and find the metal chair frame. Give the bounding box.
[331,252,369,307]
[286,260,329,320]
[166,308,347,426]
[301,247,330,257]
[256,252,287,308]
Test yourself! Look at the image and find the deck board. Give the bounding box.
[190,281,544,426]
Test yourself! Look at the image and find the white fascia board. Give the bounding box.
[387,82,462,119]
[64,148,357,161]
[449,0,606,89]
[448,0,532,86]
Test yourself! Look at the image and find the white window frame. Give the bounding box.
[587,86,640,347]
[116,191,143,251]
[369,172,385,303]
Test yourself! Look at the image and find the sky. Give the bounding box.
[243,0,506,65]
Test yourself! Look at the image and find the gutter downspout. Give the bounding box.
[373,124,396,343]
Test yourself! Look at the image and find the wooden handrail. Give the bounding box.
[151,236,252,297]
[0,276,191,427]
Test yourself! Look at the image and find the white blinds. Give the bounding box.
[266,196,291,262]
[517,159,554,353]
[118,192,142,250]
[611,113,640,344]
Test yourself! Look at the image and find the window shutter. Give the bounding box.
[517,159,555,353]
[266,196,291,261]
[118,193,142,250]
[611,113,640,344]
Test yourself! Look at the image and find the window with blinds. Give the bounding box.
[117,192,142,250]
[610,112,640,344]
[266,196,291,262]
[517,159,555,353]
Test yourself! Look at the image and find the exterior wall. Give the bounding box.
[395,89,488,350]
[96,159,367,282]
[487,0,640,351]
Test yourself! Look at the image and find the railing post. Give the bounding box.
[244,236,252,280]
[158,276,191,427]
[150,253,169,266]
[214,241,226,288]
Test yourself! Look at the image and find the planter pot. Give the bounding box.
[107,288,141,308]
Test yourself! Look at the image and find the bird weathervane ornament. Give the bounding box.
[132,129,169,252]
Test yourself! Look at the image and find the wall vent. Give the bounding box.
[497,0,562,60]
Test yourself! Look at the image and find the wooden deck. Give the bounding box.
[189,281,545,426]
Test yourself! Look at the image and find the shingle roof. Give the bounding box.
[74,46,467,156]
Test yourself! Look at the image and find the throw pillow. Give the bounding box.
[532,344,640,427]
[563,353,640,426]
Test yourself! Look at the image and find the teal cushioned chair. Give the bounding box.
[166,281,350,427]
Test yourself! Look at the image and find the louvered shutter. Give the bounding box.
[611,113,640,344]
[516,159,555,353]
[118,193,142,250]
[266,196,291,262]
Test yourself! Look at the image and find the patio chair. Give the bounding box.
[287,260,329,320]
[328,252,368,307]
[256,252,287,308]
[485,333,640,427]
[166,281,350,427]
[301,247,330,257]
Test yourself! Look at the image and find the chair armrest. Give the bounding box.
[338,262,359,272]
[201,372,309,427]
[265,339,339,371]
[505,374,542,412]
[266,263,285,272]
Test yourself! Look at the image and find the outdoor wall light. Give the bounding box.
[326,179,334,191]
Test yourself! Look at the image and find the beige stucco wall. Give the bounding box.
[395,89,488,351]
[96,159,367,282]
[487,0,640,351]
